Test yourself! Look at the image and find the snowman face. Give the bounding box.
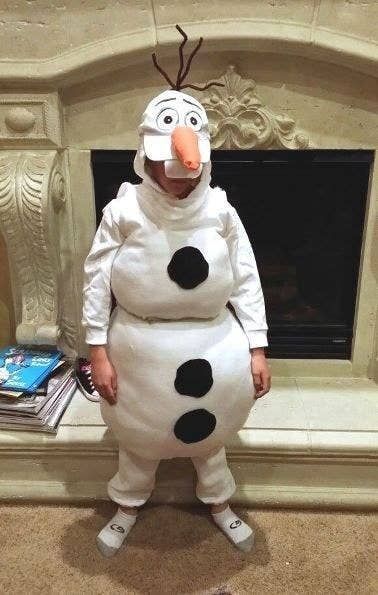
[138,90,211,178]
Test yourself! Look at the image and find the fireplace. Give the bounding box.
[91,149,373,360]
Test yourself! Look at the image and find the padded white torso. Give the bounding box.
[111,223,234,321]
[82,179,268,459]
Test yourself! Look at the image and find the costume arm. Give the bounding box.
[81,188,127,345]
[225,204,269,349]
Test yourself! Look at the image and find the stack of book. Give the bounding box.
[0,345,77,434]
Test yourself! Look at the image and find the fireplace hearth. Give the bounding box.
[91,149,372,359]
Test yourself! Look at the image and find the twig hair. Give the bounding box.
[152,25,225,92]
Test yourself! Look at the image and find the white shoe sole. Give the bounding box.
[76,378,101,402]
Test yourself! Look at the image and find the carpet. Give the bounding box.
[0,502,376,594]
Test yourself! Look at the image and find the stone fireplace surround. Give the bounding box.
[0,3,377,506]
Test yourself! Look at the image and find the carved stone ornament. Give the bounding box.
[0,93,62,148]
[201,65,309,150]
[0,151,70,347]
[5,107,36,133]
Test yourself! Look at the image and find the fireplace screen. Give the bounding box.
[91,149,373,359]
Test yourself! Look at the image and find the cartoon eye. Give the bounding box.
[156,108,179,131]
[185,111,203,132]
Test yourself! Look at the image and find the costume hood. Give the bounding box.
[133,89,212,199]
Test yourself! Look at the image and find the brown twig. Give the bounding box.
[180,82,225,91]
[151,25,226,92]
[178,36,203,87]
[152,52,176,89]
[176,25,188,89]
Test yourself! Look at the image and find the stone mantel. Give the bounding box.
[0,3,377,381]
[0,2,378,88]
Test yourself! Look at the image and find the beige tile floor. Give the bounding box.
[245,377,378,431]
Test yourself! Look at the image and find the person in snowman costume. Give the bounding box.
[82,27,271,557]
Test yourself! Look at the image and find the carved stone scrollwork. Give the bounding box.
[51,169,66,212]
[0,151,66,347]
[202,65,309,150]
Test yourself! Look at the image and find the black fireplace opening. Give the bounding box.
[91,149,373,359]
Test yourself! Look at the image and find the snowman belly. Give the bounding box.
[101,305,254,460]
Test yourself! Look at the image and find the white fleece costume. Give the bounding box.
[82,90,268,507]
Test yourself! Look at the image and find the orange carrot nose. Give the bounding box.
[171,126,201,171]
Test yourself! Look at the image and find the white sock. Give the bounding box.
[212,506,254,552]
[96,508,137,557]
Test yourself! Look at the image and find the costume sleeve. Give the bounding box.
[225,204,269,349]
[81,186,127,345]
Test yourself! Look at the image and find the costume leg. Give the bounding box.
[107,444,160,508]
[191,446,236,505]
[192,447,254,552]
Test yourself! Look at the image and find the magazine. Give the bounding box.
[0,376,77,434]
[0,359,67,399]
[0,345,63,393]
[0,367,74,417]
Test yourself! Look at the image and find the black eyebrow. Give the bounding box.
[183,98,202,109]
[155,97,177,105]
[154,97,203,111]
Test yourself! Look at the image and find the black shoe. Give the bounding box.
[75,357,100,402]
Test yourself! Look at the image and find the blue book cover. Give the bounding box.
[0,345,63,394]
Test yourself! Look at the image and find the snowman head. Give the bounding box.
[138,89,210,180]
[135,25,224,182]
